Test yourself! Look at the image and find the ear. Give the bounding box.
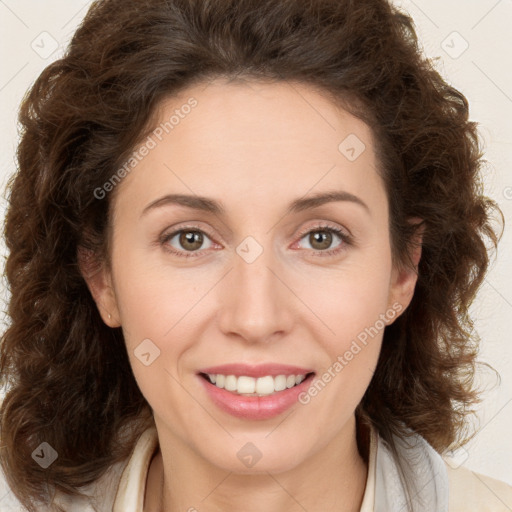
[77,246,121,327]
[387,217,424,320]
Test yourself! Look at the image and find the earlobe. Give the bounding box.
[77,246,121,327]
[387,218,424,320]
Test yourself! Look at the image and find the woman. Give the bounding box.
[0,0,511,510]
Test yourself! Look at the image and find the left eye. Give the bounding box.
[296,227,346,253]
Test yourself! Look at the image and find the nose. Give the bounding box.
[217,243,294,344]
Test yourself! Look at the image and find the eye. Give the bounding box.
[160,226,215,257]
[295,224,352,256]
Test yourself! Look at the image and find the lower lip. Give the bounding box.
[197,373,315,420]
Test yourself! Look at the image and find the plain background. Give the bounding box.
[0,0,511,490]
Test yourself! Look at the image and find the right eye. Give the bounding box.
[161,227,216,257]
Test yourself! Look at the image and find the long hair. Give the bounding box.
[0,0,503,509]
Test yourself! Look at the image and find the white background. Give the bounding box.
[0,0,511,492]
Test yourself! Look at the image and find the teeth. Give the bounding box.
[225,375,237,391]
[206,373,308,396]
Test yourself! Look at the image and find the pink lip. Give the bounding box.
[197,372,316,420]
[197,363,314,378]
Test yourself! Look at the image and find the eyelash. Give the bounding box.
[159,223,353,259]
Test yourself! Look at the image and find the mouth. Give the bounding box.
[198,371,316,397]
[196,363,317,420]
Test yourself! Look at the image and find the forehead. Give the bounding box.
[111,78,385,219]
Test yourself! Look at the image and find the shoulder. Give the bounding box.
[0,421,156,511]
[373,426,512,512]
[0,452,129,512]
[444,462,512,512]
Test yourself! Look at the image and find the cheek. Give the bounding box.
[296,251,392,348]
[111,255,201,408]
[111,243,202,345]
[296,250,392,405]
[297,267,391,419]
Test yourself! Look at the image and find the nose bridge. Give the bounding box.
[218,236,292,342]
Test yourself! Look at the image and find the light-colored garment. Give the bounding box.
[1,425,511,511]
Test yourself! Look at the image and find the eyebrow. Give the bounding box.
[140,190,370,217]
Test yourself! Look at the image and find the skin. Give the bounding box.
[82,78,422,512]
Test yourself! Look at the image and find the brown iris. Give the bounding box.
[179,230,204,251]
[309,230,333,250]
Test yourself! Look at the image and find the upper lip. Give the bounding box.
[197,363,315,378]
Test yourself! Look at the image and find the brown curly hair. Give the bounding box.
[0,0,504,509]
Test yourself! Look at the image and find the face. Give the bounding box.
[85,78,420,474]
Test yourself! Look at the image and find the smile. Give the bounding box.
[197,370,316,420]
[200,373,313,397]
